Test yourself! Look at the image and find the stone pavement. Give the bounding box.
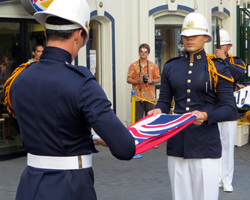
[0,142,250,200]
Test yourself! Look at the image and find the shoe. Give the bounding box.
[223,184,233,192]
[133,154,142,159]
[219,182,223,188]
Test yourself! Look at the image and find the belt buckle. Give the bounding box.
[78,155,83,170]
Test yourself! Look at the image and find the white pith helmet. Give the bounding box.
[181,12,212,42]
[34,0,90,46]
[214,29,232,46]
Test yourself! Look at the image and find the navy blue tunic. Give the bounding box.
[224,55,245,90]
[223,55,245,120]
[11,47,135,200]
[155,50,235,159]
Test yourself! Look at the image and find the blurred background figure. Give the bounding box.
[0,55,10,75]
[28,44,44,62]
[0,54,10,96]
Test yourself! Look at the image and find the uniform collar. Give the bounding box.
[40,46,72,63]
[184,49,206,62]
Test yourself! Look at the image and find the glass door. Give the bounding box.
[0,18,45,159]
[155,15,184,73]
[0,21,23,158]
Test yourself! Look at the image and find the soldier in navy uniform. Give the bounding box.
[3,0,135,200]
[149,12,235,200]
[214,29,246,192]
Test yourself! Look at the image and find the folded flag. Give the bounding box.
[128,113,197,155]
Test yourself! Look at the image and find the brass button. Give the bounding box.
[188,70,192,74]
[187,79,191,83]
[187,98,191,102]
[186,107,190,111]
[197,55,201,59]
[185,54,188,58]
[187,89,191,93]
[189,63,193,66]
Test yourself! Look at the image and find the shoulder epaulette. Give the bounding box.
[206,54,234,93]
[64,61,95,79]
[3,62,33,118]
[228,55,246,70]
[166,56,182,64]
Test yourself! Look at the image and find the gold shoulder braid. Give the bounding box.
[3,62,32,118]
[228,55,246,70]
[206,54,234,93]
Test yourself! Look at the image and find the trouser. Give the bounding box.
[218,121,237,185]
[168,156,220,200]
[135,101,155,122]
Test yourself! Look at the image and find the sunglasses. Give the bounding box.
[140,49,149,53]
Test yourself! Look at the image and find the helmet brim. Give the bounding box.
[214,42,232,46]
[181,29,212,43]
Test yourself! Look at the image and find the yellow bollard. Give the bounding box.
[131,91,143,159]
[131,91,136,125]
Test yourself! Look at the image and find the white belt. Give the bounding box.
[27,153,92,170]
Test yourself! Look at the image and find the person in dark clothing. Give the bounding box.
[3,0,135,199]
[149,12,235,200]
[215,29,246,192]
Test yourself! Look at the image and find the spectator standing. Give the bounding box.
[127,43,161,122]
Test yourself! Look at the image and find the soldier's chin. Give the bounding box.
[185,47,196,52]
[185,47,202,54]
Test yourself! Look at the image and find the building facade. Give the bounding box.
[0,0,238,158]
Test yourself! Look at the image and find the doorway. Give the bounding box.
[155,15,184,73]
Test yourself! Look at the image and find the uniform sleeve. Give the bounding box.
[77,77,135,160]
[155,62,172,113]
[206,62,236,124]
[224,57,244,82]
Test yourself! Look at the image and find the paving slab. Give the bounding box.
[0,142,250,200]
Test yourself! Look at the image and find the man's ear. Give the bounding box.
[75,29,83,42]
[204,35,209,42]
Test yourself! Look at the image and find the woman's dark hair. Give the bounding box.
[32,44,43,52]
[45,16,86,41]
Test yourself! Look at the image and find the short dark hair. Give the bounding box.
[45,16,86,41]
[139,43,150,53]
